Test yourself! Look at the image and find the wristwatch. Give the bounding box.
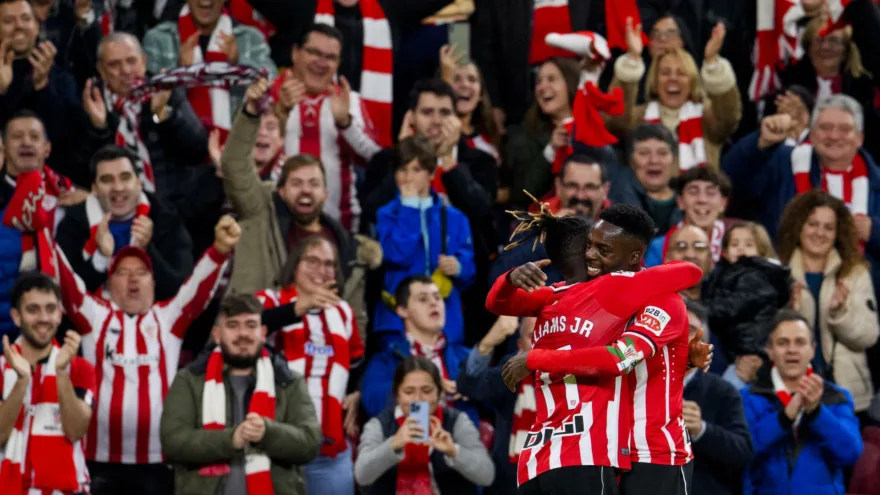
[152,106,174,124]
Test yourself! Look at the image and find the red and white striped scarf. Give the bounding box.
[2,169,64,278]
[750,0,806,101]
[465,133,500,164]
[791,143,869,215]
[663,220,726,263]
[771,364,813,431]
[820,0,852,36]
[105,89,156,193]
[393,405,444,495]
[201,347,275,494]
[315,0,393,147]
[81,193,151,261]
[99,0,114,35]
[0,343,85,493]
[407,333,456,408]
[509,377,537,463]
[644,101,706,171]
[228,0,275,40]
[178,5,233,141]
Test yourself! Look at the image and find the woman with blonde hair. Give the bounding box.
[777,190,879,413]
[607,19,741,170]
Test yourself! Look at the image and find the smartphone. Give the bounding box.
[447,22,471,64]
[408,401,431,443]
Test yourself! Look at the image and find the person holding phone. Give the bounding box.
[254,236,365,495]
[355,357,495,494]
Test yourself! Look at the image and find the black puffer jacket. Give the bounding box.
[702,256,792,359]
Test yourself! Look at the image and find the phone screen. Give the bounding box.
[447,22,471,64]
[408,401,431,443]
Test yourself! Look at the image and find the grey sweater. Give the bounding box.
[354,412,495,489]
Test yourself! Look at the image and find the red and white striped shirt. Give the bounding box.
[256,287,364,458]
[279,83,382,233]
[621,294,694,466]
[54,245,229,465]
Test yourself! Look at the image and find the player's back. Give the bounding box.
[621,292,693,466]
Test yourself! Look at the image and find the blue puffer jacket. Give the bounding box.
[361,338,478,427]
[741,367,862,495]
[0,207,24,340]
[373,192,475,347]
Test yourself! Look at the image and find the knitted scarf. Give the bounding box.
[201,347,275,494]
[394,405,444,495]
[314,0,393,147]
[508,377,537,464]
[644,100,706,171]
[1,170,62,278]
[228,0,276,40]
[750,0,805,101]
[791,143,869,215]
[81,193,151,263]
[407,334,455,408]
[127,64,268,105]
[0,343,81,493]
[177,5,234,141]
[663,220,726,263]
[104,88,156,192]
[770,364,814,432]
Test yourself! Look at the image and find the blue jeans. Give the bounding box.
[304,442,354,495]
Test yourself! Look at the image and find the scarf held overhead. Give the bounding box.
[104,87,156,192]
[314,0,392,148]
[0,343,83,493]
[1,170,61,277]
[201,347,276,494]
[644,101,706,171]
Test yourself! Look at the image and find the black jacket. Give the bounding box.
[683,371,753,495]
[702,256,792,359]
[55,192,194,301]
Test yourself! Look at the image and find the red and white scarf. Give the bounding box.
[0,343,85,493]
[645,101,707,171]
[530,0,645,65]
[178,5,233,141]
[315,0,393,147]
[750,0,806,101]
[2,170,63,278]
[99,0,114,35]
[228,0,275,40]
[407,334,456,408]
[509,377,537,463]
[393,405,444,495]
[201,347,275,494]
[820,0,851,36]
[465,133,500,164]
[771,364,814,431]
[663,220,726,263]
[105,89,156,192]
[792,143,869,215]
[81,193,151,262]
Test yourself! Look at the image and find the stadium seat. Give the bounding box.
[848,435,880,495]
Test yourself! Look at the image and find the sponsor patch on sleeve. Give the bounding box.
[610,271,636,277]
[633,306,671,336]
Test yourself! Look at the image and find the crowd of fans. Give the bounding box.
[3,0,880,494]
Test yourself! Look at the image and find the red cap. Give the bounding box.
[109,246,153,275]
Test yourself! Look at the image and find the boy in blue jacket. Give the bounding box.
[362,275,477,425]
[373,136,475,347]
[741,309,862,495]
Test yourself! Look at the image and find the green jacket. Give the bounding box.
[160,351,321,495]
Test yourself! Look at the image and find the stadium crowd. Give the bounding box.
[1,0,880,494]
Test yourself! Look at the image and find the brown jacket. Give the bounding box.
[219,110,382,339]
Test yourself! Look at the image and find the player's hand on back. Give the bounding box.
[687,328,713,372]
[510,260,551,292]
[502,351,531,392]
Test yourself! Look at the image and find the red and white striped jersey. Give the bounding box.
[282,88,382,233]
[621,294,694,466]
[256,287,364,458]
[54,245,229,464]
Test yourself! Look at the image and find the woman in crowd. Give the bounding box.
[777,190,879,414]
[504,58,580,208]
[354,356,495,494]
[256,237,365,495]
[608,19,741,170]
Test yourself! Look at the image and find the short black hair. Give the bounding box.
[394,135,437,174]
[630,123,677,157]
[4,109,46,138]
[217,293,263,321]
[560,152,607,183]
[597,203,657,246]
[408,78,456,111]
[10,272,61,310]
[395,275,434,309]
[89,145,140,184]
[391,356,444,398]
[675,167,732,198]
[296,23,344,48]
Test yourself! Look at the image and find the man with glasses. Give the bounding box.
[664,224,714,301]
[645,166,734,266]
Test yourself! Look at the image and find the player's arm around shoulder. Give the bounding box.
[622,292,690,359]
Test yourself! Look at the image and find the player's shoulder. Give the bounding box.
[630,293,688,336]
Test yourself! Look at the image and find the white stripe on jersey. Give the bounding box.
[605,376,621,466]
[577,402,594,466]
[632,360,650,463]
[661,346,676,465]
[540,372,556,417]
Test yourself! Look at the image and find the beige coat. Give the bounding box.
[789,248,879,411]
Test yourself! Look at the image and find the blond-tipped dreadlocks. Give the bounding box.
[504,190,559,252]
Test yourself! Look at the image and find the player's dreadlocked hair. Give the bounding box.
[505,191,591,279]
[597,204,657,246]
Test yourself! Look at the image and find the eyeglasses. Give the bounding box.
[301,255,337,272]
[671,241,709,252]
[303,46,340,63]
[814,36,847,48]
[651,29,681,41]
